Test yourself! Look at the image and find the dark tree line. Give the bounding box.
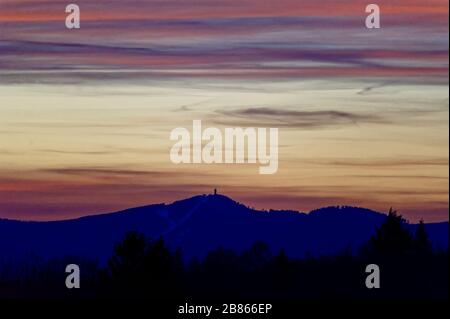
[366,208,432,257]
[0,210,448,300]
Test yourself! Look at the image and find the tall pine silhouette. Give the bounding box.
[369,208,413,256]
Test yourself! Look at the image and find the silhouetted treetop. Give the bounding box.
[369,208,413,256]
[414,219,432,254]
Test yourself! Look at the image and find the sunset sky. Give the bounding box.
[0,0,448,222]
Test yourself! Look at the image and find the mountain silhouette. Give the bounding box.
[0,194,448,262]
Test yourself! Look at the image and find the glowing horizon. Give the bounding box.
[0,0,448,222]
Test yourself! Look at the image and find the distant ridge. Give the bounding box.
[0,194,448,262]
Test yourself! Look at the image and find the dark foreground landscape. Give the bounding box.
[0,194,448,300]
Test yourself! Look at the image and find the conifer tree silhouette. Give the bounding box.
[414,219,432,255]
[369,208,413,256]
